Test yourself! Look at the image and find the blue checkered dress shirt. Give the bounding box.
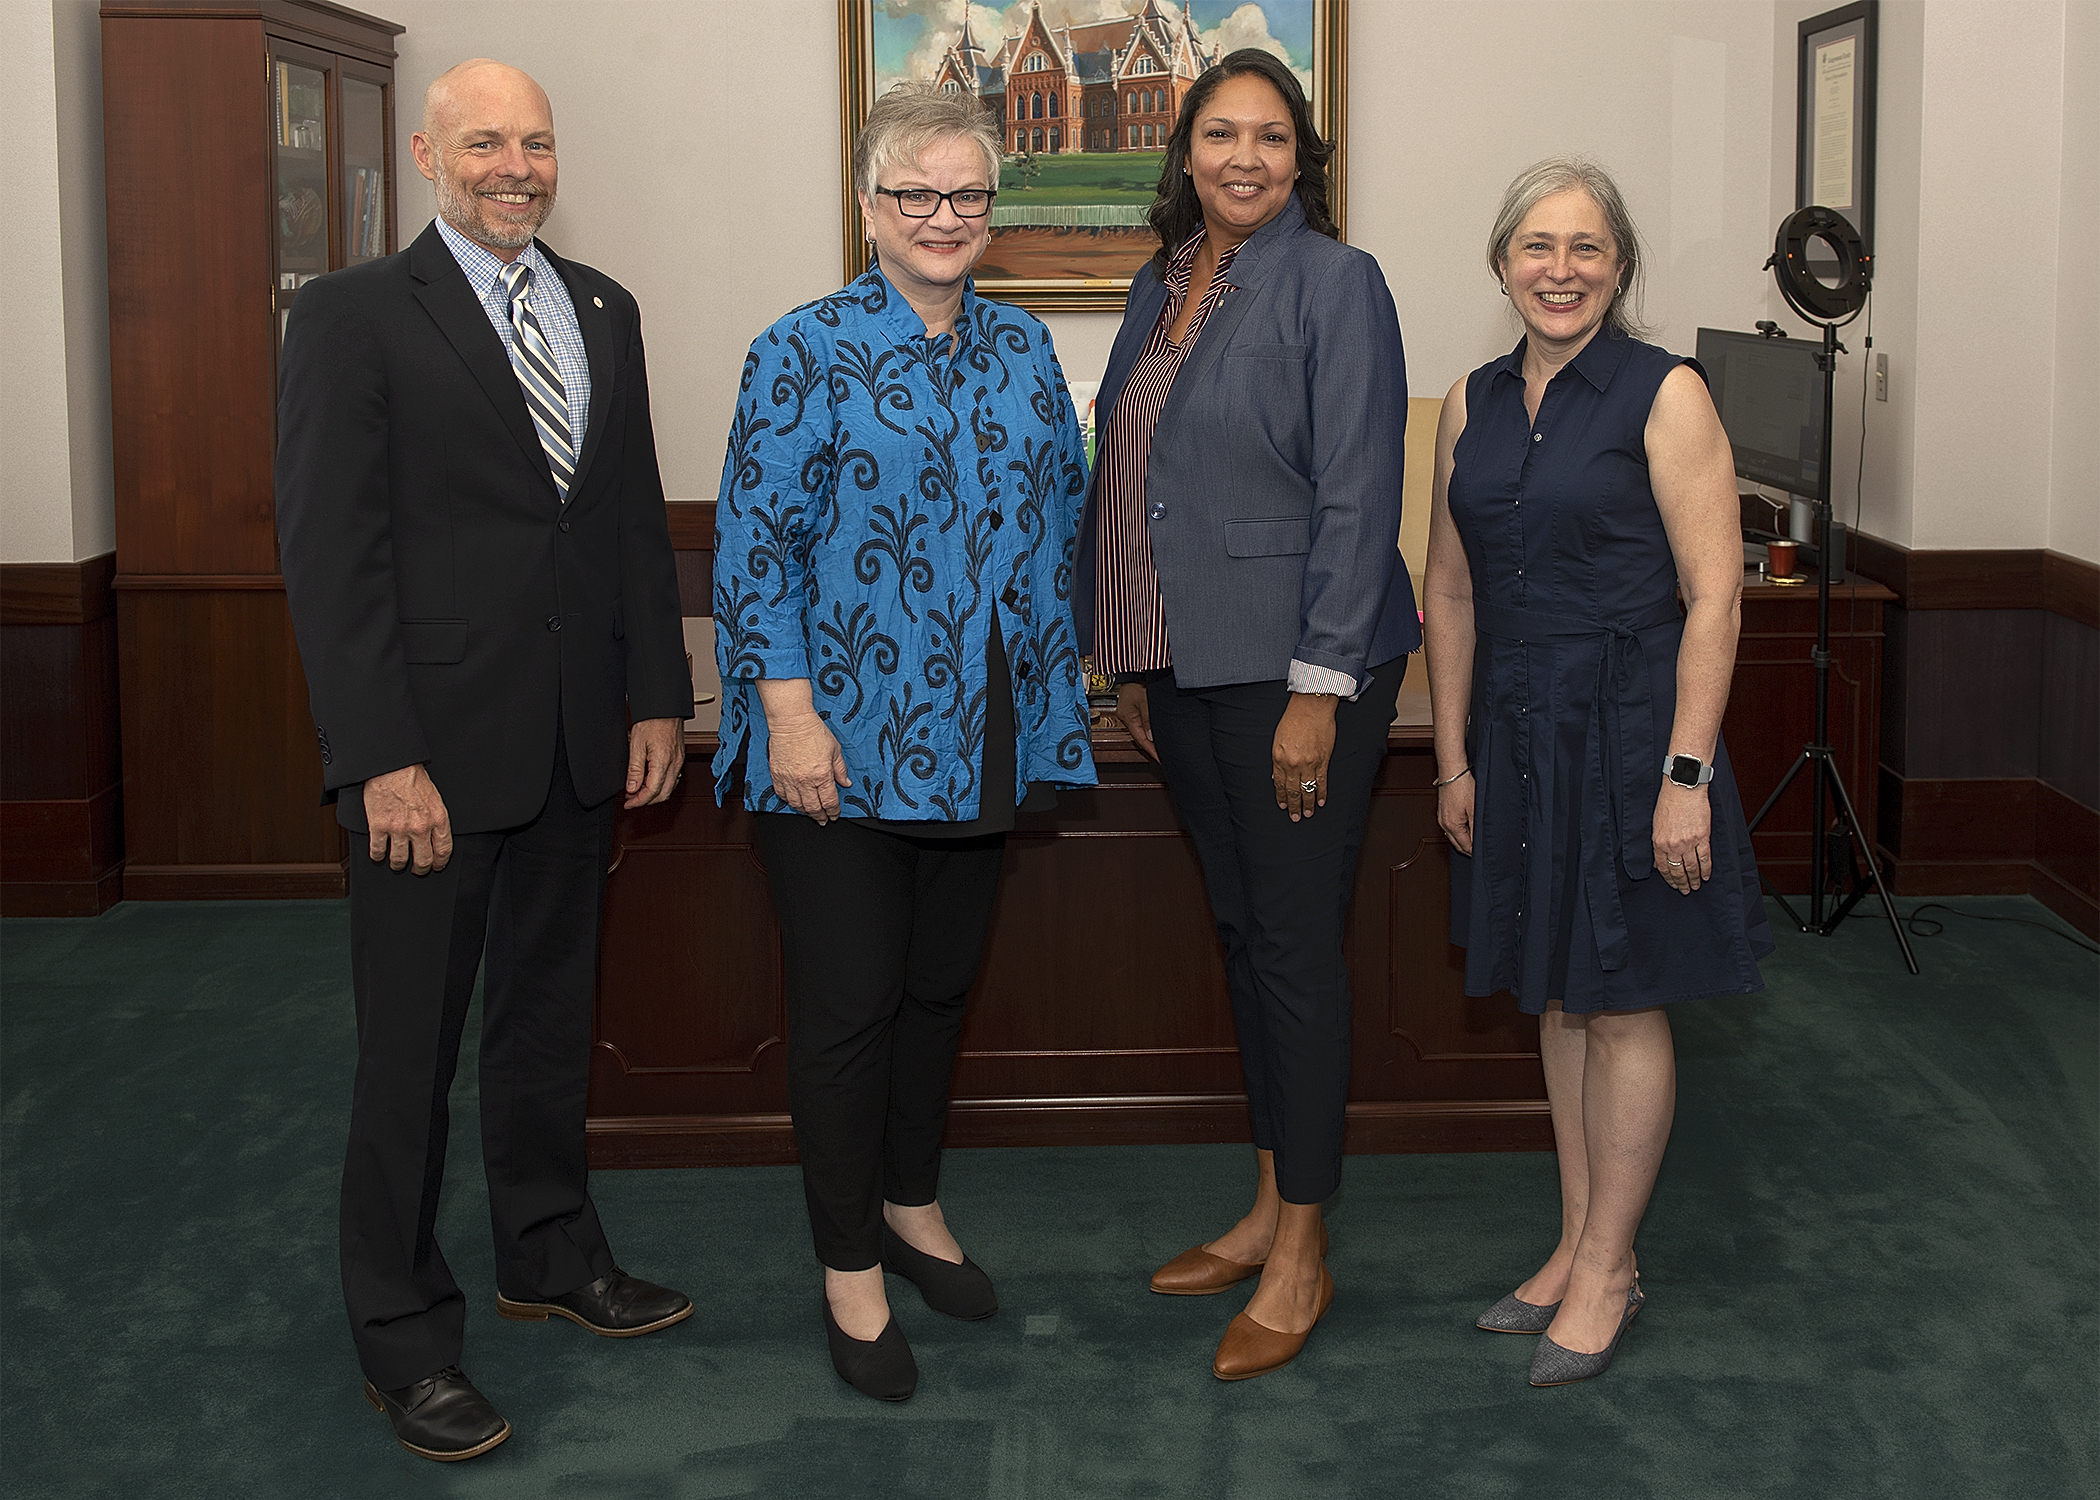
[436,217,590,461]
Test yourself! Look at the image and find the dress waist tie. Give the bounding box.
[1471,597,1684,972]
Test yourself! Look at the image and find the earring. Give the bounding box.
[1499,282,1509,296]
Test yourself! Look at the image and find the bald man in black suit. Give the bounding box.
[276,59,692,1463]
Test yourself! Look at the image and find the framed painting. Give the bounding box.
[839,0,1347,313]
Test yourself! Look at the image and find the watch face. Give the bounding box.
[1669,755,1701,786]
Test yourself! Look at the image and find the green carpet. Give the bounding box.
[2,897,2093,1498]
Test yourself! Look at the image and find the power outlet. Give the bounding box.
[1875,352,1888,402]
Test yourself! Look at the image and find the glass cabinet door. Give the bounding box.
[340,72,391,268]
[271,45,333,345]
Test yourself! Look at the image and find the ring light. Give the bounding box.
[1768,206,1870,324]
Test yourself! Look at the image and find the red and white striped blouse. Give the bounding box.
[1090,230,1244,677]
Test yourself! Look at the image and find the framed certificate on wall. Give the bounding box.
[1796,0,1878,251]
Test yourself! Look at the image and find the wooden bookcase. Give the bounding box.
[101,1,403,898]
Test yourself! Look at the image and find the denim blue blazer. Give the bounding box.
[1075,197,1422,690]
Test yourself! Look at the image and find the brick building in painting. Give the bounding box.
[928,0,1221,155]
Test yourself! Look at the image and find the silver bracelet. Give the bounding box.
[1433,765,1473,789]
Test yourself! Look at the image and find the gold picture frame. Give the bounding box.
[838,0,1347,314]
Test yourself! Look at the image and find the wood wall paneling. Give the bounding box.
[114,587,345,897]
[2041,552,2100,632]
[1894,609,2043,779]
[2,558,124,915]
[1903,550,2045,613]
[2039,611,2100,811]
[1874,770,2098,939]
[0,555,118,625]
[2033,781,2100,935]
[1843,528,2100,624]
[1841,527,2097,931]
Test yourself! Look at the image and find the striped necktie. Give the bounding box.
[498,259,575,502]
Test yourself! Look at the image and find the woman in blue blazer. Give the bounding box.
[1076,49,1419,1381]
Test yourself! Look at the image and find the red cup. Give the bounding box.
[1766,539,1799,578]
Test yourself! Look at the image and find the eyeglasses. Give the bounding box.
[875,186,997,219]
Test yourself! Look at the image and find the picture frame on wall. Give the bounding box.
[1796,0,1878,251]
[838,0,1346,314]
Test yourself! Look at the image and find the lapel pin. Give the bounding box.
[593,297,603,308]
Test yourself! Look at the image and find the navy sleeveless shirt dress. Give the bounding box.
[1446,333,1773,1014]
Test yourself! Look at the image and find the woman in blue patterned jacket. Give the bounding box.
[710,86,1094,1403]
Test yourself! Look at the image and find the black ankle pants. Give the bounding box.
[753,813,1007,1270]
[1145,655,1408,1205]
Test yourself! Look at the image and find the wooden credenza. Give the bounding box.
[587,665,1553,1169]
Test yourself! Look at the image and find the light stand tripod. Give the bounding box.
[1745,209,1918,973]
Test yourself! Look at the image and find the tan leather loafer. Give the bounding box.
[1211,1265,1335,1381]
[1149,1220,1327,1295]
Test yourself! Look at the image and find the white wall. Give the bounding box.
[1910,0,2063,552]
[1353,0,1778,399]
[8,0,2089,560]
[2,0,111,564]
[385,0,849,503]
[2049,0,2098,563]
[386,0,1777,499]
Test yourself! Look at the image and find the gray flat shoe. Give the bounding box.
[1476,1291,1560,1333]
[1528,1282,1645,1386]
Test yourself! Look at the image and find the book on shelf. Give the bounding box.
[351,167,369,258]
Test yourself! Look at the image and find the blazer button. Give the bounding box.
[547,616,562,632]
[1148,502,1166,521]
[559,520,570,533]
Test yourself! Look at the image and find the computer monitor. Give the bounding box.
[1695,327,1826,499]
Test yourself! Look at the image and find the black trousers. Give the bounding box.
[340,728,616,1389]
[753,813,1006,1271]
[1147,655,1408,1205]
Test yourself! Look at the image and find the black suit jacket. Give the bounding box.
[275,221,692,834]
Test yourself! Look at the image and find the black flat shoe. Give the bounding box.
[880,1222,997,1321]
[363,1366,510,1462]
[497,1267,692,1337]
[821,1296,918,1401]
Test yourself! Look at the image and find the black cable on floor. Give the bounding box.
[1853,895,2100,956]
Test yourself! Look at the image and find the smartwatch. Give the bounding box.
[1663,753,1715,789]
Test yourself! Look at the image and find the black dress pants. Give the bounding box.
[340,728,617,1389]
[753,812,1006,1271]
[1146,655,1408,1205]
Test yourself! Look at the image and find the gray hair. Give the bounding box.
[852,83,1001,201]
[1486,156,1649,340]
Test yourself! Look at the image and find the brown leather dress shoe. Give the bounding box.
[1150,1244,1263,1295]
[1149,1219,1329,1295]
[1211,1265,1335,1381]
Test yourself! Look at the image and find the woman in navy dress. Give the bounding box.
[1423,157,1772,1386]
